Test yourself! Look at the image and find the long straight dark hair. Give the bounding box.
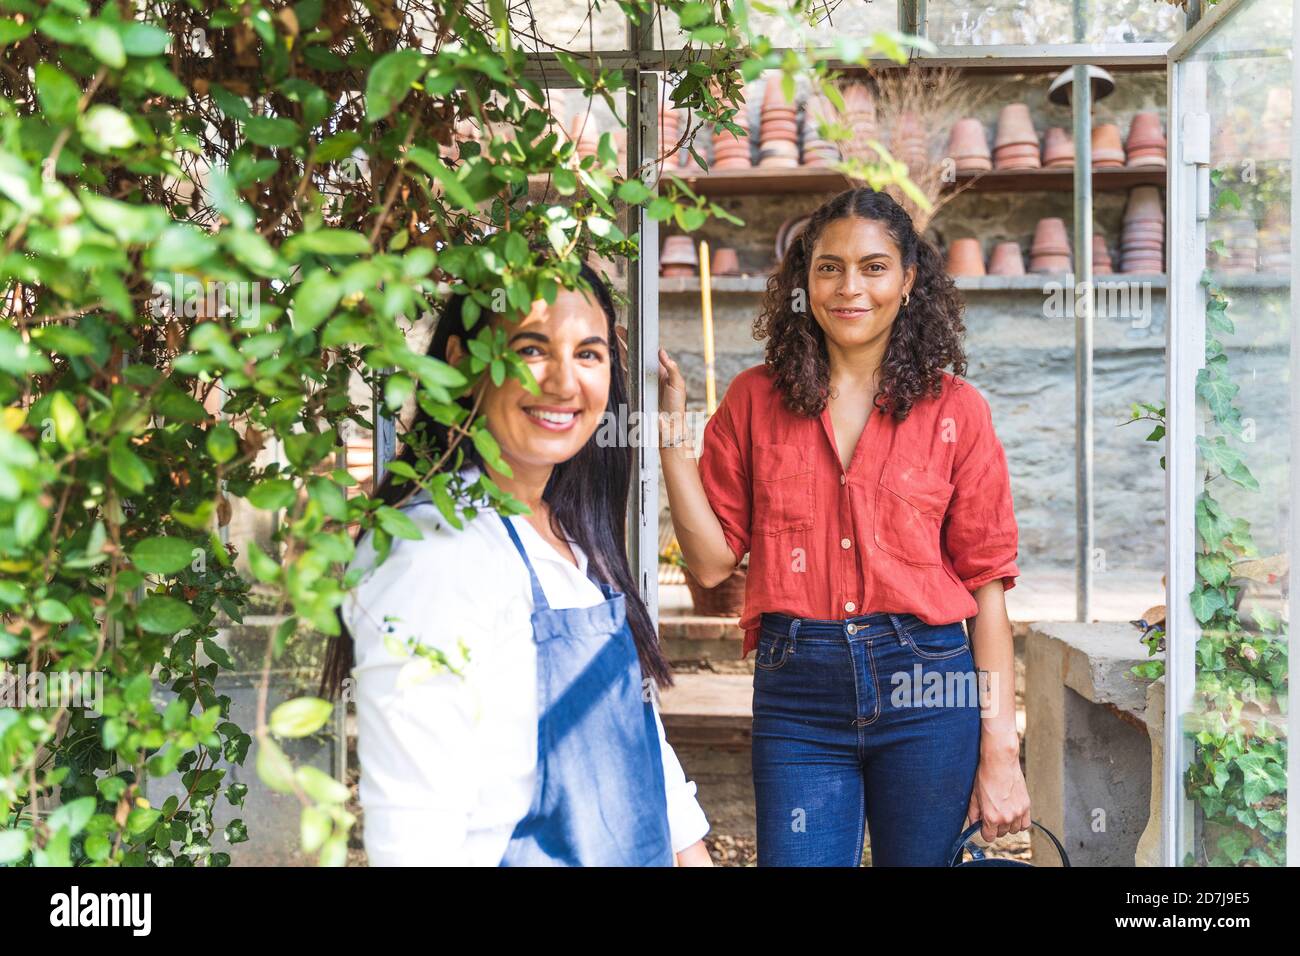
[319,260,672,697]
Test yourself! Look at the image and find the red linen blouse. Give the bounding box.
[697,364,1021,658]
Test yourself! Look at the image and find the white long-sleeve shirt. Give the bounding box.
[343,479,710,866]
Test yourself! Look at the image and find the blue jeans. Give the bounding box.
[752,610,982,866]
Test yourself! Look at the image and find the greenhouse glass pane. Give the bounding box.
[925,0,1183,46]
[1174,0,1292,866]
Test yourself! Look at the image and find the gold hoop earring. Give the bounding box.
[901,292,910,308]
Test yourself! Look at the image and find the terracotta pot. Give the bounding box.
[1029,254,1072,274]
[994,141,1041,170]
[710,247,741,276]
[762,74,796,112]
[987,241,1025,276]
[660,264,697,278]
[840,83,875,122]
[1090,123,1125,167]
[685,566,747,617]
[947,118,990,161]
[661,235,698,266]
[1124,186,1165,223]
[775,215,811,261]
[946,237,986,276]
[1092,234,1114,273]
[1127,112,1166,148]
[1041,127,1074,167]
[1031,217,1071,255]
[994,103,1037,147]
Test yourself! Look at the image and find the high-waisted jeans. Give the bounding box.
[752,610,982,866]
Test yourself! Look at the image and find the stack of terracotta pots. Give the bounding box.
[946,237,986,277]
[1092,234,1114,275]
[613,128,627,171]
[1125,112,1166,167]
[774,215,811,262]
[802,91,841,166]
[1207,212,1257,274]
[840,82,877,144]
[946,118,991,172]
[1091,123,1125,168]
[757,76,799,168]
[993,103,1040,170]
[1119,186,1165,273]
[568,113,600,163]
[1257,87,1291,161]
[988,241,1026,276]
[711,90,752,171]
[1257,204,1290,273]
[661,236,698,277]
[891,110,928,169]
[1041,127,1074,168]
[1029,217,1071,273]
[659,106,680,153]
[711,246,741,276]
[1211,112,1244,167]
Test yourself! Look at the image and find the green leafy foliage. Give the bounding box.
[1,0,916,866]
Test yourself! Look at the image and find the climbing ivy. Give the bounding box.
[1121,164,1289,865]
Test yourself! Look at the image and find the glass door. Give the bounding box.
[1166,0,1296,866]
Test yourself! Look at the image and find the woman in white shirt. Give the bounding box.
[320,260,712,866]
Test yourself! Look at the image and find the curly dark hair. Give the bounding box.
[753,187,967,420]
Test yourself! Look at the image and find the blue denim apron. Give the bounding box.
[496,514,674,867]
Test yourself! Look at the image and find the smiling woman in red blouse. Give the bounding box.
[659,187,1031,866]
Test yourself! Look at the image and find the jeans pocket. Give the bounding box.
[755,631,793,671]
[899,617,969,660]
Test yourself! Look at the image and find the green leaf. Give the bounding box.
[617,178,653,204]
[35,63,81,125]
[0,828,30,864]
[270,697,333,738]
[137,595,196,635]
[245,116,302,148]
[248,478,296,510]
[47,796,95,837]
[375,505,423,541]
[36,599,73,624]
[207,424,239,464]
[131,537,195,575]
[49,391,85,450]
[247,543,281,583]
[120,21,170,57]
[301,806,332,853]
[288,229,371,257]
[296,765,348,804]
[82,18,126,68]
[109,435,154,493]
[405,147,475,209]
[365,49,427,122]
[79,104,138,152]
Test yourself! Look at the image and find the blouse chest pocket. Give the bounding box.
[873,456,954,567]
[752,443,814,536]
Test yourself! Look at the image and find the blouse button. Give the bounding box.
[839,474,847,485]
[844,601,856,613]
[840,537,852,549]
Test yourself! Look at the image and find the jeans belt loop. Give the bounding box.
[786,617,800,653]
[887,613,908,646]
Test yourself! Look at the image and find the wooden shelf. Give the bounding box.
[668,164,1166,197]
[659,273,1169,295]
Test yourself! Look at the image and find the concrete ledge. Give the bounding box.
[1025,621,1164,867]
